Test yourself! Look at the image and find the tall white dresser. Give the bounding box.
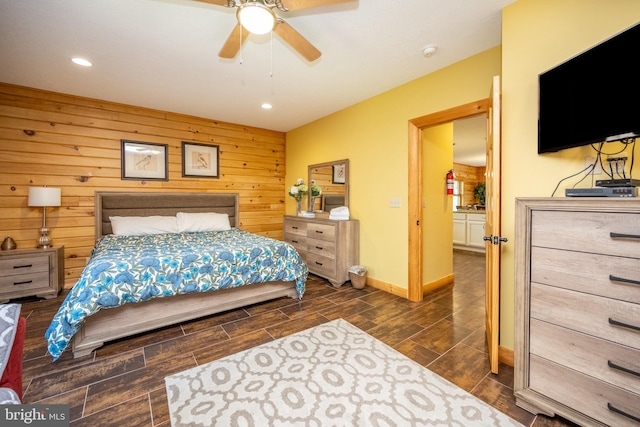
[283,215,359,287]
[514,198,640,426]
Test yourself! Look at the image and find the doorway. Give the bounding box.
[406,99,489,302]
[407,76,502,373]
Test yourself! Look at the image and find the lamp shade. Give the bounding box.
[237,2,276,35]
[28,187,61,207]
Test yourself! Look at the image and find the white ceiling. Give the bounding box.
[454,115,487,167]
[0,0,515,134]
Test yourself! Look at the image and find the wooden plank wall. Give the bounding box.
[453,163,486,206]
[0,83,287,288]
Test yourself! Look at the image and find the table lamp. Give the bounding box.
[28,186,61,249]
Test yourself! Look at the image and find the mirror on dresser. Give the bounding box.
[308,159,349,212]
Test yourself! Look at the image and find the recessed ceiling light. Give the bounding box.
[71,57,92,67]
[261,103,272,110]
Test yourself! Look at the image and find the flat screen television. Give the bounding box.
[538,22,640,154]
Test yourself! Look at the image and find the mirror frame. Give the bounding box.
[308,159,349,212]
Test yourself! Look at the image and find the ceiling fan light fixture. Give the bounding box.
[237,2,276,35]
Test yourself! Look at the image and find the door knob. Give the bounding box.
[483,235,508,245]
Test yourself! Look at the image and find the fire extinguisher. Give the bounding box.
[446,170,455,195]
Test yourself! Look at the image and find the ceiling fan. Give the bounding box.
[195,0,355,61]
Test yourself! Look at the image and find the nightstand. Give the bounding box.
[0,246,64,303]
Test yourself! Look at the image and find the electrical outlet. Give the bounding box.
[606,156,627,176]
[389,198,401,208]
[585,156,601,175]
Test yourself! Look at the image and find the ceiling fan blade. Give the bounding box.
[281,0,355,11]
[218,24,249,58]
[274,20,321,61]
[193,0,231,6]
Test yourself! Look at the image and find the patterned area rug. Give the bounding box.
[165,319,523,427]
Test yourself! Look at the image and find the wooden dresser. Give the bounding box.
[283,215,359,287]
[0,246,64,303]
[514,198,640,426]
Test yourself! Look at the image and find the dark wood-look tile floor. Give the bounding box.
[16,250,578,426]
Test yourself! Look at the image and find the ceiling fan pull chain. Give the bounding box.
[239,24,244,64]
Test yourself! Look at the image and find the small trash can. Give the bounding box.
[348,265,367,290]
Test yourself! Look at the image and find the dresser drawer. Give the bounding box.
[531,210,640,257]
[284,219,307,237]
[306,253,336,278]
[531,283,640,350]
[0,254,49,277]
[531,319,640,394]
[531,246,640,304]
[307,222,336,242]
[530,355,640,427]
[306,237,336,259]
[283,233,307,253]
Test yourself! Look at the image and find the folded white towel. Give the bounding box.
[329,214,350,220]
[330,206,350,215]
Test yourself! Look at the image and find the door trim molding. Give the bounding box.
[407,99,489,301]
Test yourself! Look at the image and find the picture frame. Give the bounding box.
[332,163,346,184]
[182,142,220,178]
[121,140,168,181]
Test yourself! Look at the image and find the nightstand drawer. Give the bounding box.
[0,255,49,277]
[0,271,50,292]
[0,246,64,302]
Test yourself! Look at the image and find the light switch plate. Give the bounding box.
[390,198,401,208]
[585,156,601,175]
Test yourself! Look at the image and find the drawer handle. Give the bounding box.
[315,246,323,250]
[291,240,299,244]
[292,226,299,230]
[13,264,33,269]
[315,261,323,266]
[13,280,33,286]
[610,232,640,240]
[607,360,640,378]
[609,317,640,332]
[315,230,324,234]
[607,403,640,423]
[610,275,640,286]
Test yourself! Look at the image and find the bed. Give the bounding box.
[46,192,307,360]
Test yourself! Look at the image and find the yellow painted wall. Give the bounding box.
[422,124,454,285]
[286,46,501,295]
[500,0,640,348]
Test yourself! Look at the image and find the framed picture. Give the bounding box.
[332,163,346,184]
[182,142,219,178]
[121,140,168,181]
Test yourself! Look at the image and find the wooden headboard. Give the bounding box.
[322,194,345,212]
[95,192,239,239]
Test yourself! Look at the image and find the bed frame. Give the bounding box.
[71,191,299,358]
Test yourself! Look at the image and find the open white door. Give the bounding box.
[485,75,503,374]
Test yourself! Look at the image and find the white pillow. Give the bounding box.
[109,216,178,236]
[176,212,231,232]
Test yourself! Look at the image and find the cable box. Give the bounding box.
[565,187,637,197]
[595,178,640,187]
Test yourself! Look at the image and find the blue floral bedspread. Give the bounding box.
[45,229,308,360]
